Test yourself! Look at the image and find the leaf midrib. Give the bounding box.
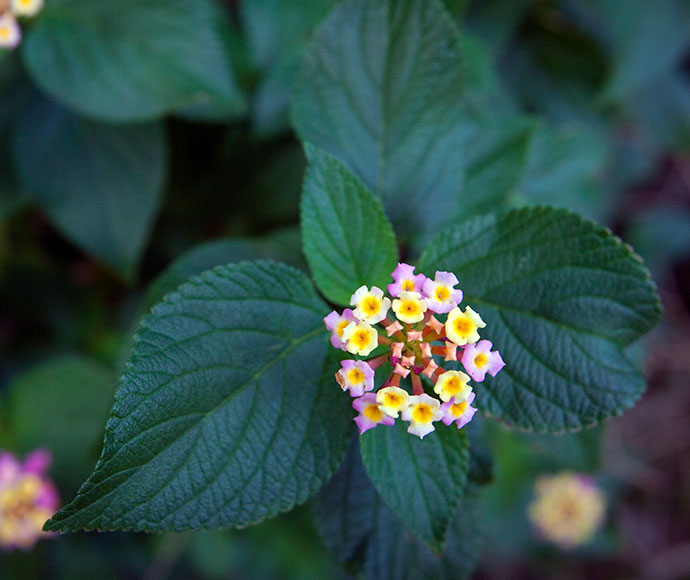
[52,324,325,530]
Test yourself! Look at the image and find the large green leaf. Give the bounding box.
[143,228,306,312]
[292,0,474,241]
[459,118,533,215]
[45,261,352,532]
[359,420,469,550]
[517,123,606,219]
[241,0,337,135]
[301,145,398,305]
[2,356,117,491]
[22,0,244,122]
[419,207,661,432]
[459,117,605,220]
[12,98,166,279]
[314,438,481,579]
[594,0,690,102]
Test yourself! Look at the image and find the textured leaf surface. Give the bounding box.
[359,420,469,549]
[292,0,473,240]
[314,438,481,579]
[301,146,398,305]
[13,98,165,278]
[419,207,661,432]
[45,262,352,532]
[23,0,244,121]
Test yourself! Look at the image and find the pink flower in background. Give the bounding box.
[0,449,59,550]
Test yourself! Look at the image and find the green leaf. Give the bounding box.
[22,0,244,122]
[143,228,306,312]
[625,71,690,152]
[301,145,398,305]
[314,437,481,579]
[442,0,470,19]
[459,118,605,220]
[460,118,533,215]
[596,0,690,101]
[292,0,475,241]
[12,97,166,279]
[45,261,352,532]
[0,63,29,219]
[359,420,469,550]
[241,0,337,135]
[312,437,371,566]
[465,418,494,485]
[3,356,117,491]
[419,207,661,432]
[517,123,606,219]
[465,0,532,58]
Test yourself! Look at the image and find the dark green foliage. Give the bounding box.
[301,145,398,305]
[0,0,678,577]
[22,0,244,121]
[314,438,482,580]
[292,0,471,242]
[360,421,469,550]
[12,97,166,278]
[420,207,661,431]
[46,262,352,532]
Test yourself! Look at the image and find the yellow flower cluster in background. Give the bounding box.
[528,471,606,549]
[0,449,59,550]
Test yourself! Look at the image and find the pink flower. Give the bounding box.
[461,339,505,382]
[441,393,477,429]
[422,271,463,314]
[353,393,395,434]
[336,359,375,397]
[0,449,59,550]
[0,14,21,50]
[388,263,427,297]
[324,308,357,350]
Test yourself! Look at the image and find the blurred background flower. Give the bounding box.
[528,472,606,549]
[0,449,59,550]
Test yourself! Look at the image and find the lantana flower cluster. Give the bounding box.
[0,0,43,50]
[0,448,59,550]
[324,263,504,439]
[528,472,606,549]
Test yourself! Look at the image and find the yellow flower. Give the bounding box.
[12,0,44,17]
[433,370,471,403]
[376,386,410,418]
[528,472,606,549]
[445,306,485,346]
[391,291,427,324]
[341,320,379,356]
